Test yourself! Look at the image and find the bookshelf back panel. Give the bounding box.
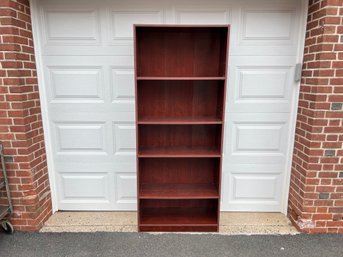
[136,27,228,77]
[139,158,220,185]
[140,199,218,210]
[137,80,224,120]
[138,124,222,151]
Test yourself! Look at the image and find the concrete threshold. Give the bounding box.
[40,212,298,235]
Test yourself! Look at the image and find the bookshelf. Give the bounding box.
[135,25,229,232]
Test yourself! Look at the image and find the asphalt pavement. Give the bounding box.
[0,232,342,257]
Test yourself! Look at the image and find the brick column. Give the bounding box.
[288,0,343,233]
[0,0,52,231]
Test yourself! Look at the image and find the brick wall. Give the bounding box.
[288,0,343,233]
[0,0,52,231]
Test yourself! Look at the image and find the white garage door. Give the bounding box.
[32,0,306,211]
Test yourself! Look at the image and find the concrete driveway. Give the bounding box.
[0,232,342,257]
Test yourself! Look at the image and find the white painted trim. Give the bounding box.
[280,0,309,214]
[30,0,58,213]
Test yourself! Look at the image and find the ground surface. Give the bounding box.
[41,212,298,234]
[0,232,342,257]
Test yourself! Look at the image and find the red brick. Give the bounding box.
[314,70,335,77]
[313,9,327,20]
[329,207,343,213]
[324,17,341,24]
[326,112,343,118]
[334,44,343,51]
[316,52,336,60]
[332,61,343,68]
[323,143,342,151]
[1,61,23,68]
[321,35,340,43]
[0,43,21,51]
[307,61,331,69]
[317,186,337,192]
[330,78,343,86]
[327,0,343,6]
[0,0,51,232]
[312,214,333,220]
[324,127,343,133]
[319,172,338,178]
[309,2,321,14]
[289,0,343,234]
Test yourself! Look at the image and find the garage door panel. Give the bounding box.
[57,166,136,210]
[174,9,230,24]
[239,9,296,45]
[43,9,101,45]
[225,173,282,211]
[227,56,295,113]
[221,165,283,211]
[111,67,135,102]
[44,58,135,112]
[224,114,289,164]
[228,1,300,56]
[55,122,107,154]
[39,0,301,57]
[46,66,105,103]
[232,174,281,200]
[222,113,290,211]
[114,173,137,210]
[60,172,110,199]
[49,67,103,102]
[113,123,136,156]
[51,120,136,161]
[35,0,304,211]
[111,10,165,43]
[58,172,113,210]
[58,171,137,210]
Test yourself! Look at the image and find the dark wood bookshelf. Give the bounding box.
[138,146,221,158]
[135,25,229,232]
[137,77,226,80]
[140,207,218,226]
[137,117,223,125]
[140,199,218,227]
[140,184,219,199]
